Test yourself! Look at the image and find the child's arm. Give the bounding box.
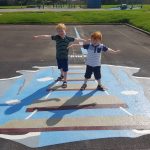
[68,43,81,49]
[74,38,86,43]
[34,35,51,39]
[107,48,120,54]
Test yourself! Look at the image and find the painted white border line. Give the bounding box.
[74,26,81,38]
[25,110,38,120]
[0,132,41,140]
[0,75,23,81]
[104,86,134,116]
[102,64,140,70]
[33,66,52,69]
[44,92,52,99]
[132,129,150,135]
[119,107,133,116]
[16,70,38,73]
[134,76,150,80]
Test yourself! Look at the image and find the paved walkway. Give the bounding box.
[0,25,150,150]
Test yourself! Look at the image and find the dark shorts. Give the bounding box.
[56,58,68,72]
[85,65,101,80]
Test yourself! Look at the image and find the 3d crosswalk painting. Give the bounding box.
[0,63,150,148]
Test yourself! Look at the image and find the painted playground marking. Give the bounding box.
[0,64,150,148]
[0,132,41,140]
[37,77,54,82]
[0,26,149,148]
[25,109,38,120]
[0,75,22,81]
[120,107,133,116]
[121,90,138,96]
[5,99,21,105]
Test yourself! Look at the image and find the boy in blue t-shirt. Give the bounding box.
[68,31,120,91]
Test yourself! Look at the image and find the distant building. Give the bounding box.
[87,0,101,8]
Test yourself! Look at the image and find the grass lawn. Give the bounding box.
[0,5,149,32]
[0,6,27,9]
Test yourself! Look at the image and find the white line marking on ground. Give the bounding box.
[0,132,41,140]
[102,64,140,70]
[0,75,23,81]
[33,66,51,69]
[132,129,150,134]
[16,70,38,73]
[119,107,133,116]
[121,90,138,95]
[74,27,87,61]
[37,77,54,82]
[74,27,81,38]
[25,109,38,120]
[5,99,21,105]
[44,92,51,99]
[134,76,150,80]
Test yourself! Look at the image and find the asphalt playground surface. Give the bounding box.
[0,25,150,150]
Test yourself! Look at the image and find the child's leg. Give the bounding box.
[94,66,105,91]
[56,59,64,80]
[80,65,92,90]
[63,71,67,82]
[61,59,68,88]
[97,79,101,85]
[93,66,101,85]
[60,69,64,77]
[83,78,88,84]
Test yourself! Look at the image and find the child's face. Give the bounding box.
[57,29,66,37]
[91,38,101,46]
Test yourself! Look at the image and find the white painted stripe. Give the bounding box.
[0,132,41,140]
[119,107,133,116]
[33,66,51,69]
[102,64,140,70]
[44,92,51,99]
[121,90,138,96]
[132,129,150,134]
[0,75,23,81]
[74,27,87,60]
[74,27,81,38]
[25,110,37,120]
[37,77,54,82]
[16,70,38,73]
[134,76,150,80]
[5,99,21,105]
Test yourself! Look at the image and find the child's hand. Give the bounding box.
[67,45,74,49]
[114,50,120,53]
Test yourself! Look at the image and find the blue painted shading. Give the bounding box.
[0,77,25,103]
[4,81,56,115]
[0,64,150,148]
[39,130,135,147]
[102,66,150,116]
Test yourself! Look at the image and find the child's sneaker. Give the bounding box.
[55,75,64,82]
[80,83,87,90]
[97,84,105,91]
[62,81,67,88]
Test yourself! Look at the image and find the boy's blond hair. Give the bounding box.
[56,23,66,30]
[91,31,102,41]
